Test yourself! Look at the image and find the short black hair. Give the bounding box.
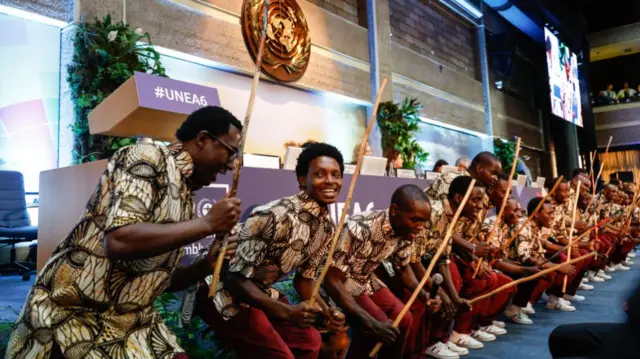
[391,184,429,208]
[527,197,550,216]
[609,179,621,186]
[295,142,344,178]
[448,175,484,200]
[470,152,499,168]
[433,159,449,171]
[176,106,243,142]
[572,168,588,178]
[497,173,511,182]
[546,176,567,189]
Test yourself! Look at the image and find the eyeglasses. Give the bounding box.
[205,132,239,162]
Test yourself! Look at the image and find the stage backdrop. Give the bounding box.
[183,167,541,264]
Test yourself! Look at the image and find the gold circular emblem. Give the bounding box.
[241,0,311,82]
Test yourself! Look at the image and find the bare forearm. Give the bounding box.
[227,274,292,321]
[453,235,474,254]
[294,274,329,312]
[324,269,377,326]
[494,260,528,276]
[166,258,210,292]
[104,217,212,260]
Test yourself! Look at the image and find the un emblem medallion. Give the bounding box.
[241,0,311,82]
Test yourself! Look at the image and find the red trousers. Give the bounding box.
[611,238,635,264]
[196,288,321,359]
[452,258,515,333]
[347,287,413,359]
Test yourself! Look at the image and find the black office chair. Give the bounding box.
[0,170,37,280]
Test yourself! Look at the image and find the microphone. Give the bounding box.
[429,273,444,300]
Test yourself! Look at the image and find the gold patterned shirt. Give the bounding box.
[7,143,195,359]
[411,199,454,266]
[551,199,572,242]
[210,192,335,320]
[332,210,413,296]
[511,220,548,263]
[480,214,510,250]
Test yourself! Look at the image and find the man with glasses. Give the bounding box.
[6,106,244,359]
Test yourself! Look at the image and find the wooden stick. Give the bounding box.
[369,179,477,357]
[308,78,388,305]
[502,176,565,251]
[469,252,596,305]
[541,224,599,265]
[595,136,612,185]
[472,138,521,278]
[209,1,269,297]
[562,181,581,293]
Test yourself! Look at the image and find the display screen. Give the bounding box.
[544,27,583,127]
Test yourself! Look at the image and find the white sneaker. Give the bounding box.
[541,293,549,301]
[522,302,536,315]
[564,294,585,302]
[547,295,576,311]
[597,270,612,280]
[582,277,588,283]
[559,297,572,306]
[479,324,507,336]
[471,329,496,342]
[625,258,634,265]
[588,273,605,283]
[451,331,484,349]
[606,265,617,272]
[492,320,506,328]
[446,341,469,356]
[616,263,631,271]
[628,252,636,258]
[426,342,460,359]
[510,310,534,325]
[579,283,594,291]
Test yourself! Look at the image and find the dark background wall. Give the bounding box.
[589,53,640,94]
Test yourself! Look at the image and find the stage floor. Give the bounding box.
[0,256,637,359]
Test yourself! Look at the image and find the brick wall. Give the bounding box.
[304,0,360,25]
[389,0,478,79]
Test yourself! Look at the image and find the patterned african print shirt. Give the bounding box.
[480,214,510,250]
[411,198,454,266]
[596,199,624,222]
[209,192,335,320]
[424,169,468,218]
[511,220,549,263]
[551,199,572,242]
[331,210,413,297]
[6,144,195,359]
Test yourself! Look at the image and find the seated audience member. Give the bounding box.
[386,149,404,172]
[601,84,617,103]
[455,157,470,172]
[196,143,347,359]
[352,142,373,163]
[433,159,449,174]
[325,184,439,359]
[617,82,637,101]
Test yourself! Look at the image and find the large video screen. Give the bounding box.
[544,27,583,127]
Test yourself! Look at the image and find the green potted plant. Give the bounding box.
[67,14,166,164]
[376,98,429,170]
[493,138,529,175]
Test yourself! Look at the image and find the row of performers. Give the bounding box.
[5,105,638,359]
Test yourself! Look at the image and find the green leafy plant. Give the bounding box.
[376,98,429,169]
[67,14,167,164]
[154,292,236,359]
[493,138,529,174]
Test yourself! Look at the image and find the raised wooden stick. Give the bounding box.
[472,137,521,278]
[541,224,600,265]
[209,1,269,297]
[595,136,612,185]
[562,181,581,293]
[369,179,477,357]
[469,252,596,305]
[308,77,388,305]
[502,176,565,251]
